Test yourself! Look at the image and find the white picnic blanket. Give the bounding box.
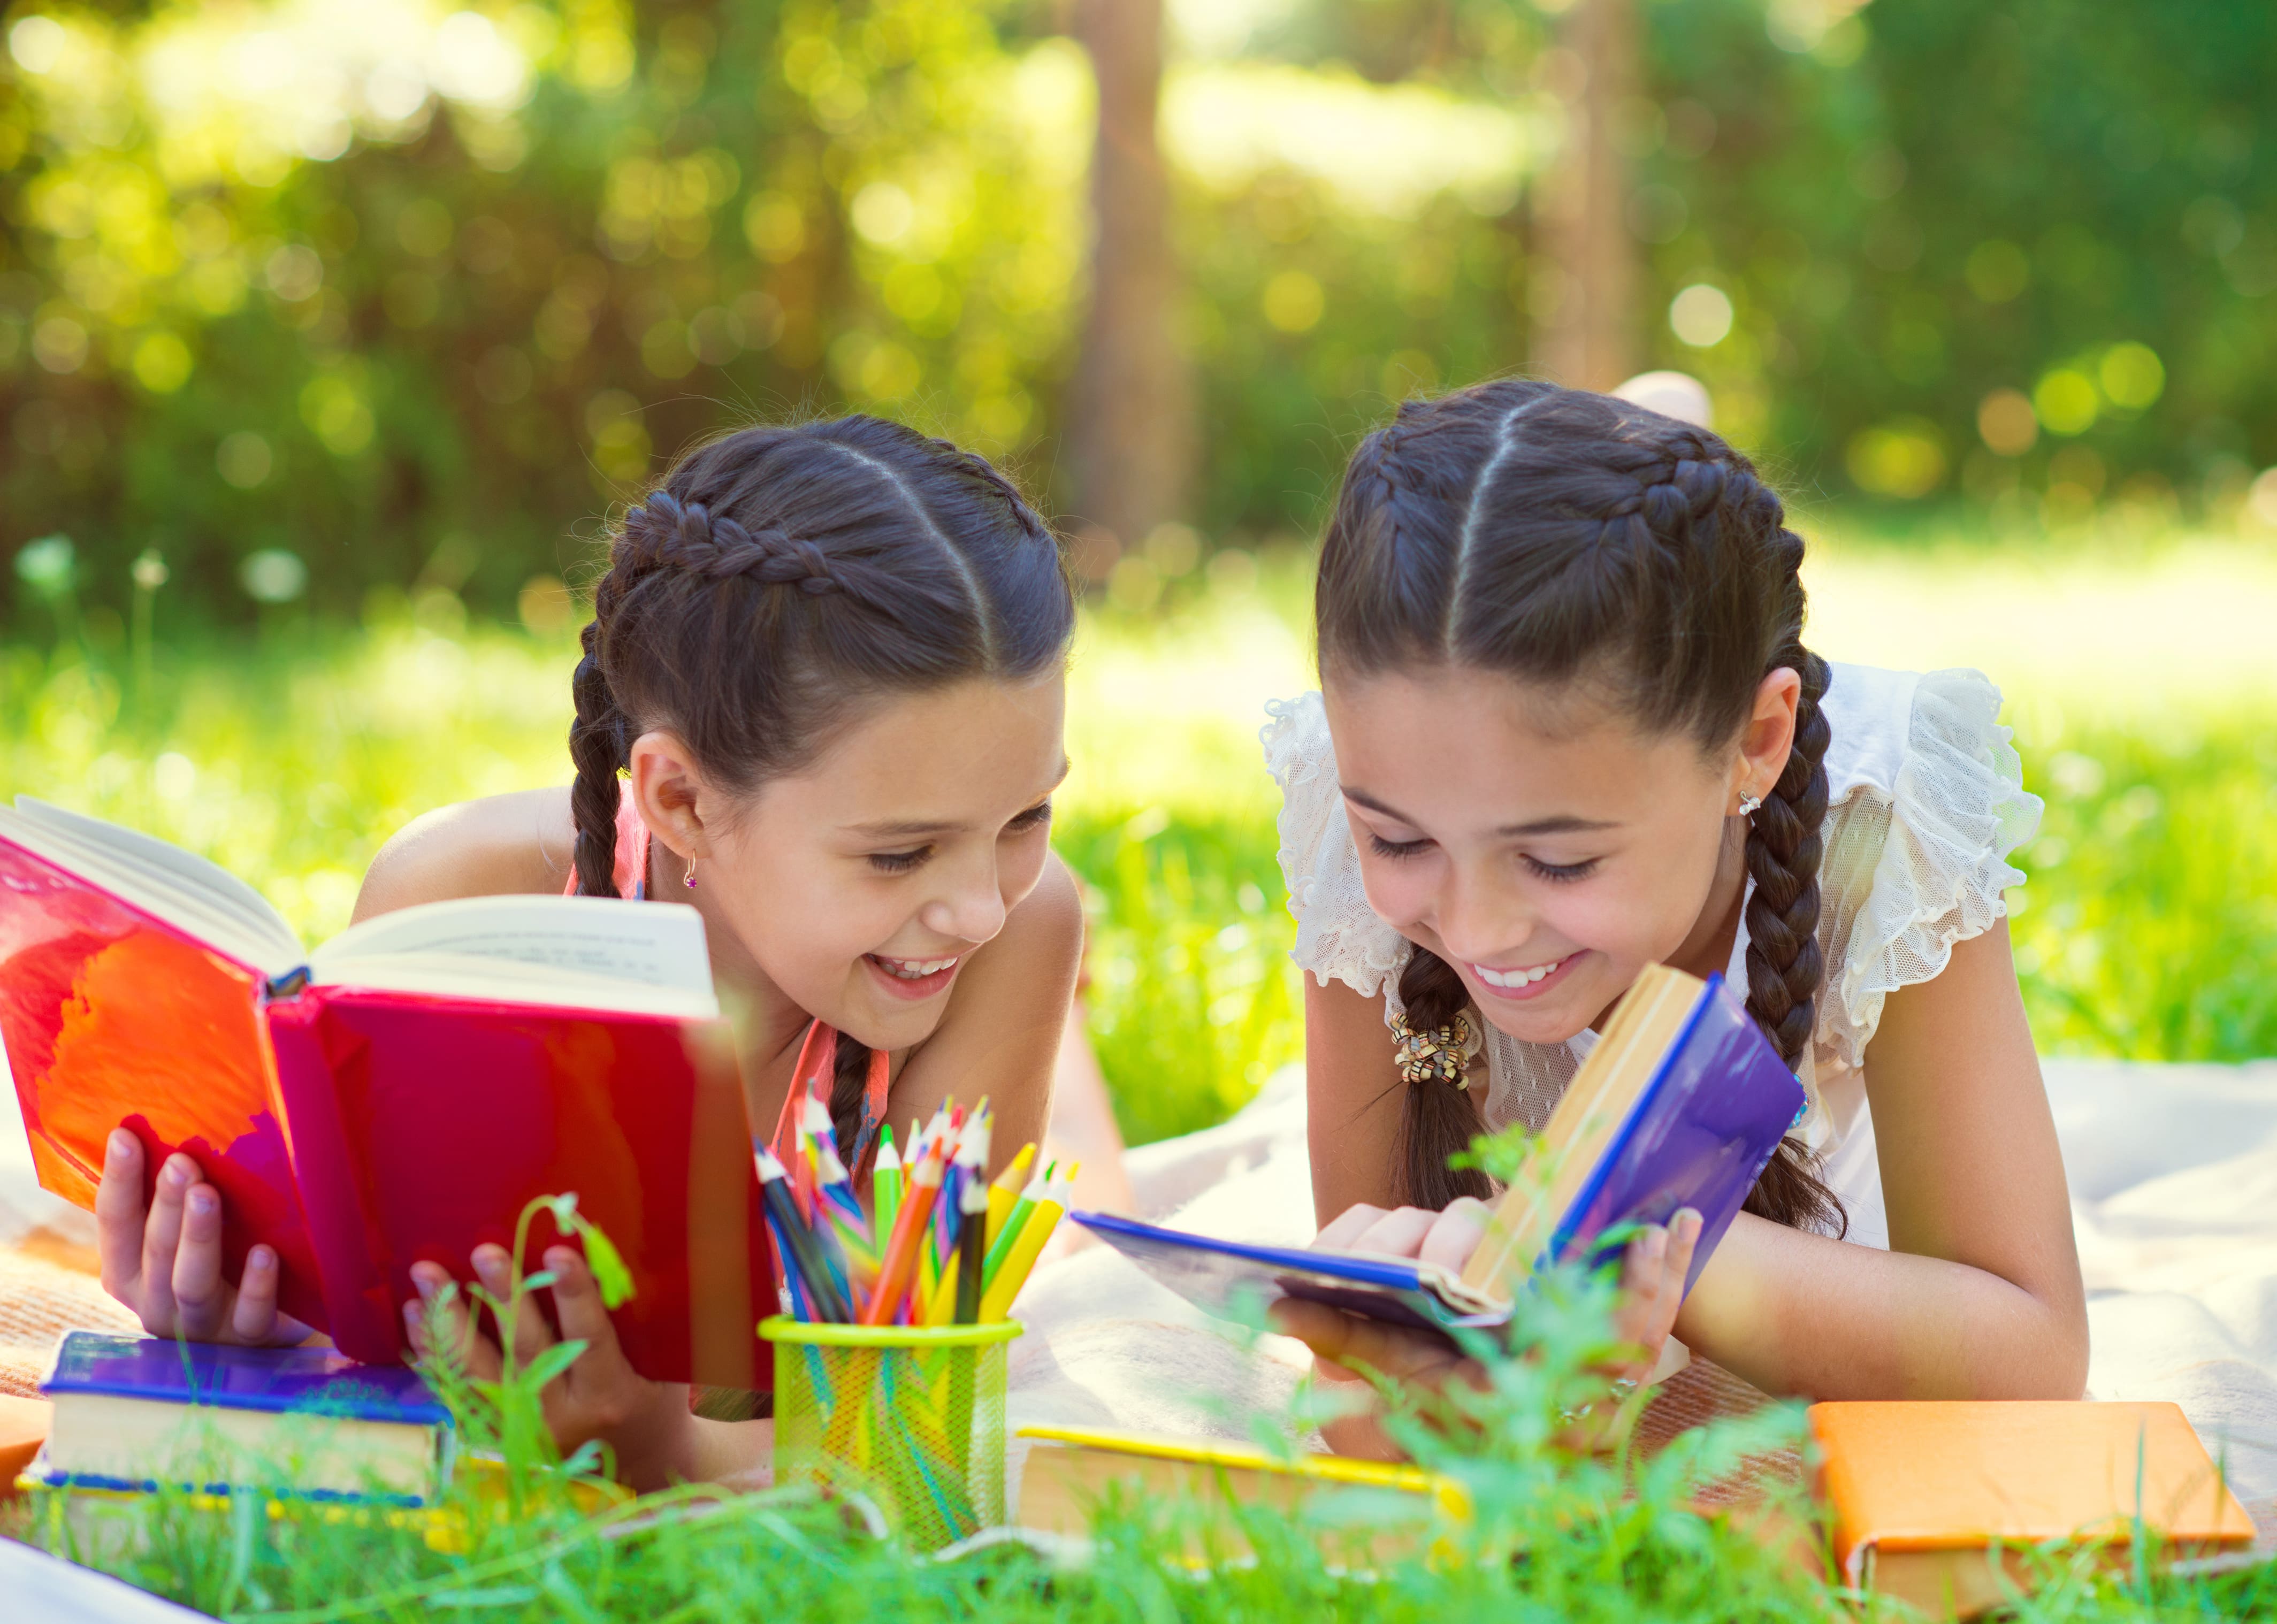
[1006,1058,2277,1503]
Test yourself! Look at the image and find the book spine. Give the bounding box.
[1547,980,1719,1268]
[262,990,402,1364]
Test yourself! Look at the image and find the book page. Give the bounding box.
[312,895,715,1008]
[307,952,718,1020]
[0,799,301,973]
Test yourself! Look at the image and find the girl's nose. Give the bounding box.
[920,864,1008,946]
[1434,863,1529,964]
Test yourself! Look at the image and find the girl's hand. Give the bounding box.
[95,1129,310,1346]
[1605,1207,1702,1391]
[404,1244,691,1491]
[1271,1200,1496,1459]
[1269,1199,1702,1457]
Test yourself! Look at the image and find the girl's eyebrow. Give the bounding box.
[847,817,964,839]
[1342,785,1616,839]
[845,760,1070,839]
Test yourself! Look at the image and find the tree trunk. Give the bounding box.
[1066,0,1193,570]
[1530,0,1639,391]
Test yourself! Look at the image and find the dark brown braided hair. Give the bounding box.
[570,416,1073,1154]
[1316,379,1844,1235]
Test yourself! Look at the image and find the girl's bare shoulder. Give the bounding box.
[352,787,577,923]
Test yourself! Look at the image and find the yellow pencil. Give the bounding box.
[977,1169,1071,1323]
[985,1143,1037,1251]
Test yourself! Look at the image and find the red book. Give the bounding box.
[0,798,773,1391]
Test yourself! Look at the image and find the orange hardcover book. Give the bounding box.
[1808,1401,2256,1615]
[0,798,774,1387]
[1,1395,52,1496]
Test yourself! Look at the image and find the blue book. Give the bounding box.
[33,1331,452,1504]
[1075,967,1807,1344]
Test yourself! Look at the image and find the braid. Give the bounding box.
[622,491,897,604]
[1735,490,1845,1235]
[1392,948,1491,1208]
[568,617,627,898]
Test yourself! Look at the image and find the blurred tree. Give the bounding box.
[1066,0,1195,563]
[1530,0,1640,389]
[3,0,2276,626]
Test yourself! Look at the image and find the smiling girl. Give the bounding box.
[93,415,1082,1488]
[1265,380,2085,1426]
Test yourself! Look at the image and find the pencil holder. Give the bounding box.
[760,1317,1022,1550]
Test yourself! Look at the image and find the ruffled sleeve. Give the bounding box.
[1817,667,2044,1069]
[1260,691,1412,998]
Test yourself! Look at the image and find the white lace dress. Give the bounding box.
[1261,662,2044,1251]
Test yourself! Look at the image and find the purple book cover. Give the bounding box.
[1547,973,1808,1293]
[1075,972,1804,1340]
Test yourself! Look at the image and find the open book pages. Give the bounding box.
[1,797,302,974]
[2,796,717,1018]
[307,895,717,1018]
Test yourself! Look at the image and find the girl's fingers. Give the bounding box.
[1662,1208,1702,1294]
[136,1154,199,1334]
[1418,1198,1492,1273]
[169,1184,229,1340]
[95,1130,148,1304]
[541,1248,615,1368]
[231,1245,282,1344]
[1315,1204,1389,1251]
[411,1261,502,1381]
[1350,1205,1439,1260]
[1622,1221,1671,1291]
[1271,1297,1449,1383]
[473,1245,557,1368]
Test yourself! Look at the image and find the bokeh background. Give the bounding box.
[4,0,2274,1144]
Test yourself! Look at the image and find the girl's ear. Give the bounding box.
[1734,667,1803,806]
[626,730,715,860]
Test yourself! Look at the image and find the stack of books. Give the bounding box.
[20,1330,451,1523]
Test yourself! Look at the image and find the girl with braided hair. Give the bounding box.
[92,415,1084,1489]
[1265,379,2084,1446]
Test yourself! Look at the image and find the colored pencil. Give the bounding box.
[755,1144,850,1322]
[953,1175,988,1323]
[985,1142,1036,1251]
[981,1160,1053,1294]
[804,1097,878,1281]
[977,1168,1069,1323]
[860,1138,945,1325]
[873,1126,902,1236]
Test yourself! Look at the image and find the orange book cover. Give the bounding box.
[1,803,775,1388]
[1809,1401,2255,1610]
[0,832,327,1328]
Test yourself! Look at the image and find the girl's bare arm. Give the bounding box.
[350,787,574,920]
[1304,976,1415,1226]
[1675,921,2089,1399]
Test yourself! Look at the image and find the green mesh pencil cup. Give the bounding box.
[761,1316,1022,1550]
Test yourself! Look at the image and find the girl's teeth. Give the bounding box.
[1474,956,1564,989]
[880,956,956,979]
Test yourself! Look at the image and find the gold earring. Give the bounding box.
[684,856,697,890]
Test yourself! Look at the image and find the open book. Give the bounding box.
[1074,966,1806,1349]
[0,798,773,1388]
